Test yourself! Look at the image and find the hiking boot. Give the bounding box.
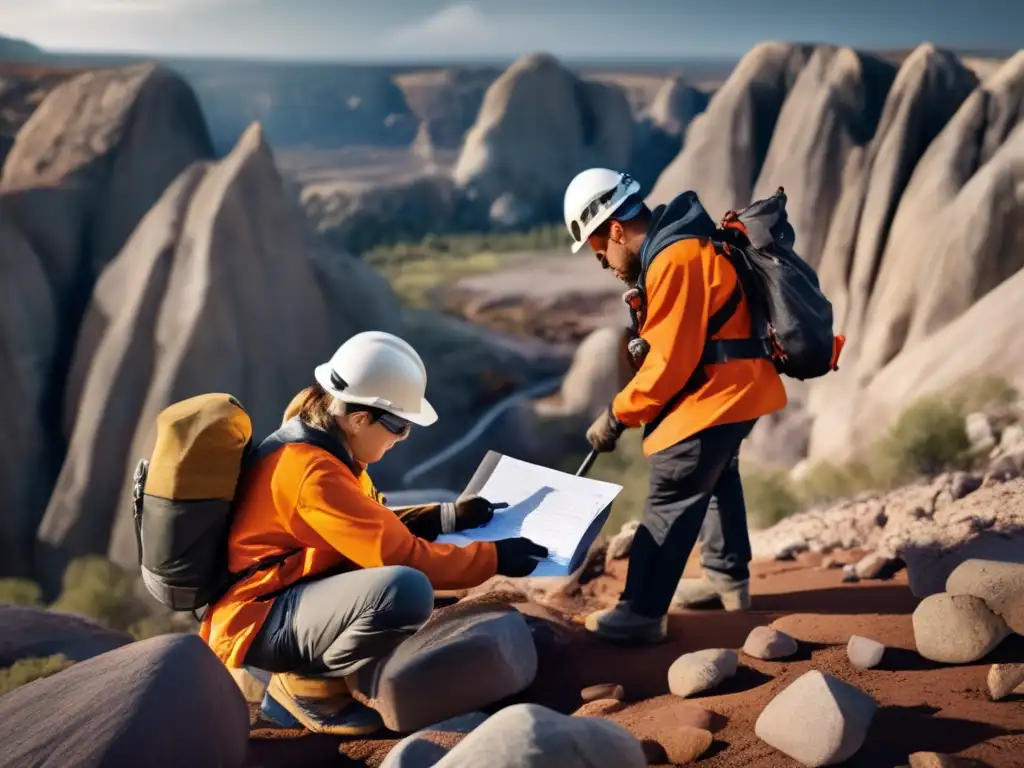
[260,673,383,736]
[584,601,668,644]
[671,573,750,611]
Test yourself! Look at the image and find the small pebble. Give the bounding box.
[847,635,886,669]
[743,626,798,660]
[909,752,990,768]
[580,683,625,703]
[987,663,1024,701]
[842,564,860,583]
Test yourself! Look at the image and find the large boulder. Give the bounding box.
[912,593,1010,664]
[750,46,896,268]
[37,122,397,581]
[0,63,214,579]
[806,44,979,462]
[433,703,647,768]
[0,63,213,318]
[0,605,131,667]
[856,51,1023,381]
[453,53,634,226]
[629,76,709,192]
[0,210,59,576]
[648,42,814,215]
[0,634,249,768]
[353,603,538,733]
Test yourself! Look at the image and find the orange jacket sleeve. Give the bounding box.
[294,457,498,590]
[612,239,711,427]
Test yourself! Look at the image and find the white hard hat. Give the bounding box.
[314,331,437,427]
[563,168,642,253]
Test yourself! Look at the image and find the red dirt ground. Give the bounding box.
[245,553,1024,768]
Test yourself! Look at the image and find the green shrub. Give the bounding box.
[50,556,143,630]
[948,375,1019,414]
[0,578,44,607]
[868,394,972,487]
[0,654,74,695]
[795,459,876,506]
[742,469,802,528]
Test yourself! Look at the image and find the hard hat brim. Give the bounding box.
[314,363,438,427]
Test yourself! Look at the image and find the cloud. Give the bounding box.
[378,3,499,54]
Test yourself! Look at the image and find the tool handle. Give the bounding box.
[576,449,598,477]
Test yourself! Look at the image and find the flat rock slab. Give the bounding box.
[356,604,538,733]
[912,593,1010,664]
[0,605,132,666]
[946,558,1024,634]
[580,683,625,702]
[743,626,799,660]
[987,663,1024,700]
[0,633,248,768]
[668,648,738,698]
[381,712,489,768]
[847,635,886,669]
[755,670,877,767]
[433,703,646,768]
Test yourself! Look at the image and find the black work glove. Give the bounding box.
[586,405,625,453]
[449,494,497,532]
[494,537,549,577]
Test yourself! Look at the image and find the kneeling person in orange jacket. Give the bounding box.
[563,169,788,644]
[200,331,546,735]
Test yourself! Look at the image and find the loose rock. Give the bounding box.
[854,551,894,579]
[912,593,1010,664]
[657,726,714,765]
[667,649,738,698]
[945,558,1024,635]
[755,670,877,767]
[987,663,1024,700]
[843,564,860,583]
[434,703,646,767]
[846,635,886,669]
[671,703,720,732]
[581,683,625,703]
[984,455,1021,484]
[353,605,538,733]
[950,472,983,500]
[966,413,996,452]
[743,626,799,660]
[381,712,489,768]
[606,521,639,561]
[909,752,991,768]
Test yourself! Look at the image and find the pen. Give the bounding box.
[490,502,509,511]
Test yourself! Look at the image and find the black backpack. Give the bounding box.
[625,188,844,422]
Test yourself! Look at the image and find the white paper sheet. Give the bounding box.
[436,455,623,577]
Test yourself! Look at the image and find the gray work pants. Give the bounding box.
[245,565,434,679]
[623,419,756,617]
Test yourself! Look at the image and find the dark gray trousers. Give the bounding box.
[245,565,434,679]
[622,419,756,617]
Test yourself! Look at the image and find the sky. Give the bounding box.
[1,0,1020,62]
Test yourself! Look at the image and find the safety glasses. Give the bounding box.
[376,411,411,437]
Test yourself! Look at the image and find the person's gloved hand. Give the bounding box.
[586,406,625,453]
[494,537,549,577]
[453,494,496,531]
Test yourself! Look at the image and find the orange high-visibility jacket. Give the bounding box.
[200,443,497,667]
[612,237,787,456]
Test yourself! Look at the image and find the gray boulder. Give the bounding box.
[354,604,538,733]
[433,703,646,768]
[381,712,489,768]
[0,605,131,667]
[0,634,249,768]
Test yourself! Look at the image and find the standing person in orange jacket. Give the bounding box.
[200,331,547,734]
[562,169,788,644]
